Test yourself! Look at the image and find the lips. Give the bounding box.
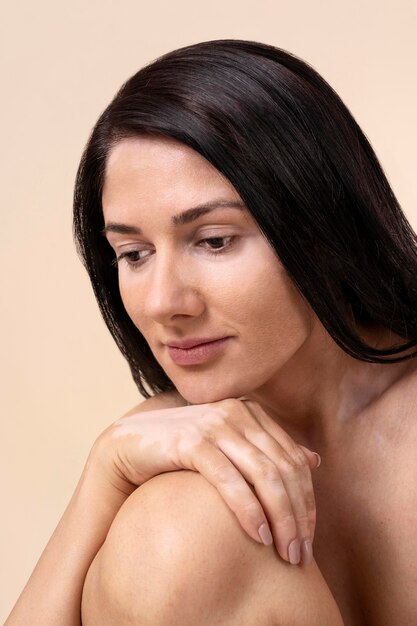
[166,336,229,349]
[167,337,231,365]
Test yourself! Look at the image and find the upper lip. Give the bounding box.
[166,336,229,349]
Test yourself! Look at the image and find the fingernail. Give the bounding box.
[301,539,313,565]
[258,522,273,546]
[313,452,321,468]
[288,539,301,564]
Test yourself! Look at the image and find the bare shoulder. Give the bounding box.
[378,366,417,505]
[332,365,417,618]
[82,470,343,625]
[370,363,417,451]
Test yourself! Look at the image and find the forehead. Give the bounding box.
[104,134,201,178]
[102,135,239,215]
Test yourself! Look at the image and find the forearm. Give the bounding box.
[5,448,136,626]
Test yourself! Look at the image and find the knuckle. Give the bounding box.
[211,463,238,485]
[221,397,250,422]
[239,497,263,516]
[249,429,271,448]
[278,456,298,475]
[279,455,309,478]
[294,512,310,525]
[255,456,279,482]
[193,434,212,452]
[217,397,241,414]
[202,428,220,446]
[274,510,296,528]
[291,447,309,467]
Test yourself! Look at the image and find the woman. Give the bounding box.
[6,39,417,625]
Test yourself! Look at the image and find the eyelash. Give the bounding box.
[110,236,237,271]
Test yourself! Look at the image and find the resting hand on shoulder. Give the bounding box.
[96,393,321,565]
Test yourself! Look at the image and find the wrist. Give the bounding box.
[82,432,138,503]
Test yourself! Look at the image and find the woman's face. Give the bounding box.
[102,135,314,404]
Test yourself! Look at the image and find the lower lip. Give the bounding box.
[167,337,231,365]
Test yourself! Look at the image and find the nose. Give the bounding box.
[142,248,205,323]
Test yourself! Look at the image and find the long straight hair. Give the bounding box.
[73,39,417,398]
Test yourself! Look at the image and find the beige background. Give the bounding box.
[1,0,416,620]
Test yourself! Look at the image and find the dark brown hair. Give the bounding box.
[73,38,417,398]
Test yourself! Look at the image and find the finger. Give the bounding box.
[189,438,275,548]
[275,453,317,550]
[219,436,299,563]
[197,423,299,562]
[239,399,319,464]
[297,444,322,471]
[238,400,317,546]
[218,398,317,546]
[229,422,314,560]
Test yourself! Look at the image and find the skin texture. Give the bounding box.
[102,134,414,451]
[98,134,417,624]
[102,134,313,413]
[82,467,344,626]
[7,138,417,626]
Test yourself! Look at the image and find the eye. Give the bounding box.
[110,249,150,269]
[111,235,238,271]
[199,236,236,255]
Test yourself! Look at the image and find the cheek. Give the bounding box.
[118,279,146,329]
[116,242,311,350]
[234,260,312,352]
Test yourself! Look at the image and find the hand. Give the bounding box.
[94,397,321,565]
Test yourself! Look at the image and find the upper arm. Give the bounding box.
[82,470,343,625]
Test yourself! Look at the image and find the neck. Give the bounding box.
[246,319,416,450]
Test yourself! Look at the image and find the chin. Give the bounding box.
[180,383,250,406]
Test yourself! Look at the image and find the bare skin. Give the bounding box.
[79,366,417,626]
[310,365,417,625]
[97,134,417,624]
[7,133,415,625]
[83,368,417,626]
[81,463,345,626]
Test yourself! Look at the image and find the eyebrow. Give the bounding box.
[101,199,246,237]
